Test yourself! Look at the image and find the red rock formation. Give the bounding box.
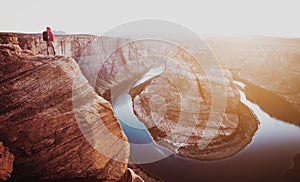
[0,142,14,181]
[131,56,257,160]
[119,168,144,182]
[88,38,258,160]
[0,33,130,181]
[127,164,163,182]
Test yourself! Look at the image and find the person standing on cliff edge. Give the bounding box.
[42,27,56,55]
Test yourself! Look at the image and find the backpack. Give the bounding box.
[42,31,49,41]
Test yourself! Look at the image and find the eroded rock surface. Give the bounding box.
[89,38,258,160]
[0,142,14,181]
[119,168,144,182]
[6,32,258,161]
[0,32,259,179]
[127,165,163,182]
[0,35,130,181]
[131,61,257,160]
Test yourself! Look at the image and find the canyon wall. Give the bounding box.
[0,32,261,180]
[9,33,258,161]
[80,37,258,160]
[0,33,132,181]
[207,37,300,126]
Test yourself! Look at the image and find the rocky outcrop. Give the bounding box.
[119,168,144,182]
[0,35,130,181]
[87,38,258,160]
[131,48,257,160]
[0,142,14,181]
[131,70,257,160]
[207,36,300,126]
[127,165,163,182]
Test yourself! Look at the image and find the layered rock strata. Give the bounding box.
[0,35,130,181]
[89,38,258,160]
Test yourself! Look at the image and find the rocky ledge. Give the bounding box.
[0,33,136,181]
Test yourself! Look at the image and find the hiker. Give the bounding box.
[42,27,56,55]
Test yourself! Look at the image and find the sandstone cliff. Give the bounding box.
[5,33,96,61]
[0,32,260,180]
[207,37,300,126]
[0,33,130,181]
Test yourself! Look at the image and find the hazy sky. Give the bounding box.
[0,0,299,37]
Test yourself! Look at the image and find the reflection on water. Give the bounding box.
[235,80,300,147]
[112,78,300,182]
[235,77,300,127]
[132,65,165,88]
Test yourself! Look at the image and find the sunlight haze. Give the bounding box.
[0,0,299,37]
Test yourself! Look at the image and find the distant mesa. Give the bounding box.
[52,30,67,35]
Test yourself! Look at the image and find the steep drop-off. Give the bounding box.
[0,32,260,180]
[80,38,259,160]
[0,33,131,181]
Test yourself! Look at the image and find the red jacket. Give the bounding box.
[46,27,54,41]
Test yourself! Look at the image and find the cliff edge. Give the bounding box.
[0,33,131,181]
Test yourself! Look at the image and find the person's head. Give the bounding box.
[46,27,51,31]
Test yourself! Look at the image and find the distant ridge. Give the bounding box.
[52,30,67,35]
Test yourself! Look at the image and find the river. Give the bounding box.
[111,74,300,182]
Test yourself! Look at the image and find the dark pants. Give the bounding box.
[46,41,56,55]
